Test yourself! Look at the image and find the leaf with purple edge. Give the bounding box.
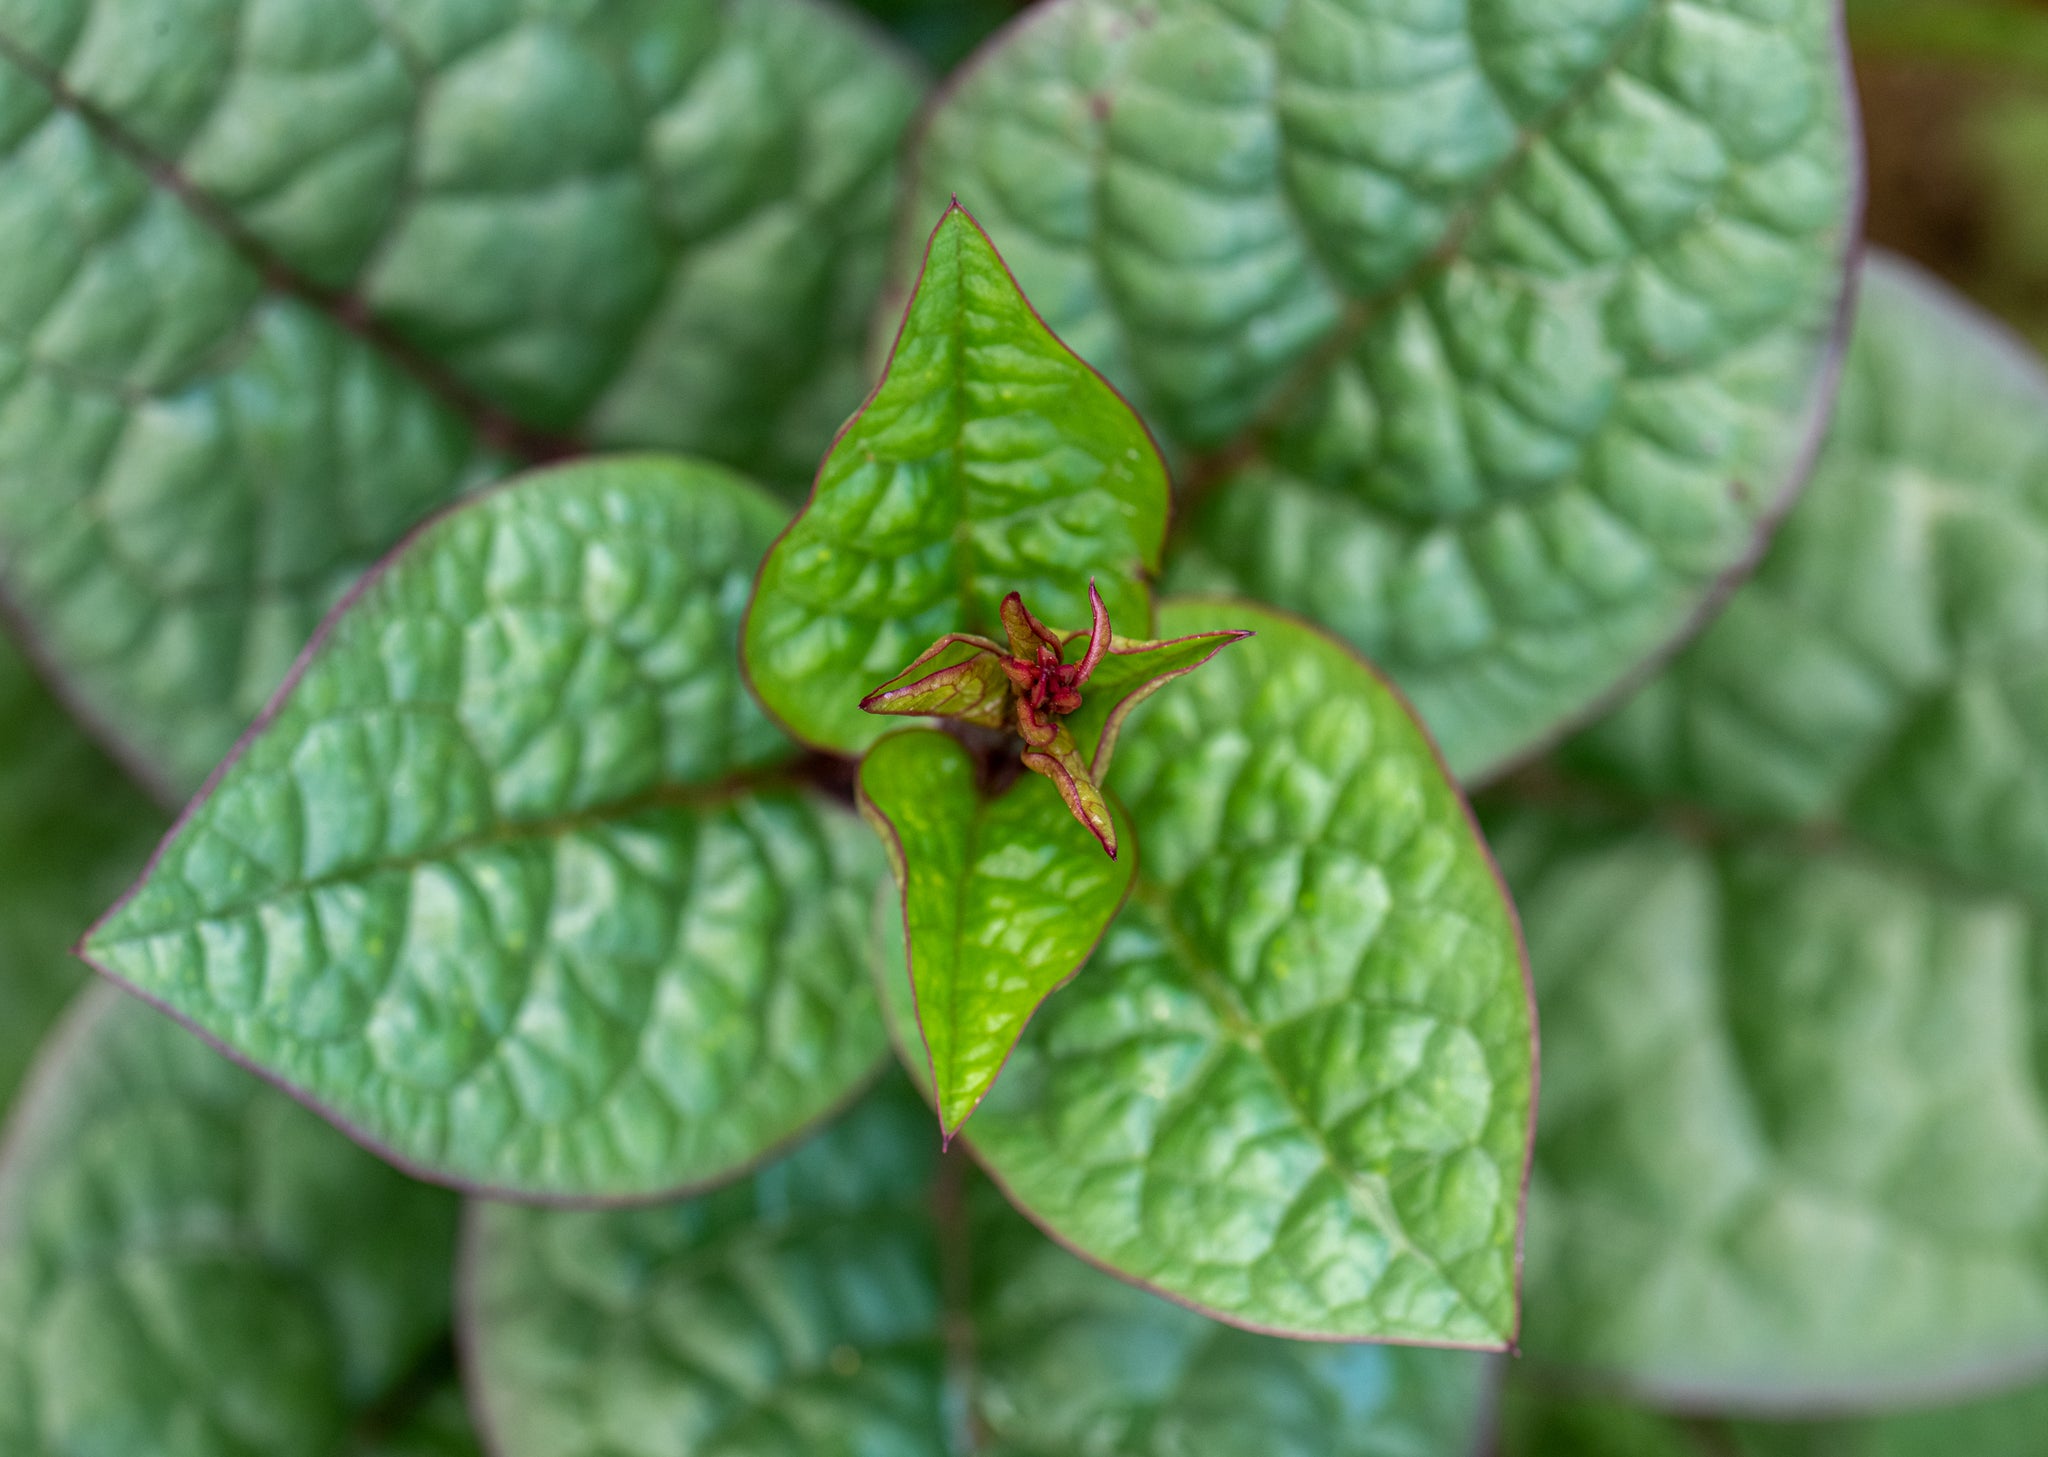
[859,730,1134,1140]
[1059,628,1256,784]
[743,204,1171,757]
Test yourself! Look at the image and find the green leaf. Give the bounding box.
[858,730,1136,1138]
[912,0,1860,779]
[463,1080,1494,1456]
[0,0,921,795]
[0,984,459,1457]
[81,457,888,1202]
[1488,257,2048,1403]
[876,600,1536,1346]
[1058,625,1255,782]
[743,203,1172,757]
[0,636,159,1104]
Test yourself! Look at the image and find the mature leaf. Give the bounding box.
[912,0,1861,779]
[463,1080,1493,1457]
[743,204,1171,756]
[1498,1374,2048,1457]
[0,0,920,795]
[81,458,887,1202]
[876,600,1535,1346]
[0,636,159,1104]
[0,984,459,1457]
[859,730,1135,1138]
[1489,258,2048,1404]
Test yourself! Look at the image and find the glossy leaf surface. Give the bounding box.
[0,985,459,1457]
[464,1082,1492,1456]
[744,205,1171,756]
[0,636,159,1104]
[0,0,920,794]
[1492,258,2048,1404]
[859,730,1135,1138]
[878,601,1535,1346]
[82,458,887,1202]
[914,0,1860,778]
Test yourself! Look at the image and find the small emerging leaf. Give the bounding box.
[744,203,1171,755]
[860,731,1134,1138]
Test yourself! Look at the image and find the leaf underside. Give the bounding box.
[912,0,1861,779]
[0,985,463,1457]
[82,458,888,1202]
[859,729,1136,1138]
[464,1081,1493,1457]
[1491,257,2048,1406]
[743,203,1171,756]
[0,0,921,795]
[877,599,1535,1346]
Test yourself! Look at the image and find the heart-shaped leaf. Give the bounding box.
[876,600,1537,1347]
[912,0,1860,779]
[80,457,888,1202]
[462,1080,1494,1457]
[0,985,459,1457]
[1488,257,2048,1405]
[0,0,921,796]
[743,203,1172,756]
[859,729,1136,1139]
[0,636,159,1105]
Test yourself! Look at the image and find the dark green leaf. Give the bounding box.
[82,458,887,1202]
[356,1388,485,1457]
[912,0,1860,779]
[0,984,459,1457]
[463,1080,1493,1457]
[743,204,1172,757]
[858,730,1136,1138]
[1490,257,2048,1403]
[877,600,1536,1346]
[0,0,921,794]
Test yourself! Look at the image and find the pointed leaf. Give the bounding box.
[860,730,1134,1136]
[859,634,1013,727]
[464,1082,1493,1457]
[80,458,887,1202]
[0,986,459,1457]
[1059,627,1255,782]
[0,0,921,795]
[743,204,1171,755]
[876,600,1536,1347]
[914,0,1860,778]
[1020,722,1120,857]
[1489,258,2048,1405]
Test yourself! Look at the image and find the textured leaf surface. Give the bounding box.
[464,1081,1491,1457]
[0,984,459,1457]
[744,205,1171,755]
[859,730,1135,1137]
[1490,259,2048,1403]
[82,458,888,1201]
[877,601,1535,1346]
[0,0,919,793]
[913,0,1860,778]
[0,637,159,1104]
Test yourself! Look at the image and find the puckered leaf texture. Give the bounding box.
[743,204,1171,756]
[0,0,921,794]
[463,1081,1492,1457]
[877,601,1536,1347]
[0,984,463,1457]
[1490,257,2048,1405]
[82,458,887,1203]
[913,0,1861,779]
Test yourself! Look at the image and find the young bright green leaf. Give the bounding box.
[0,638,160,1105]
[743,204,1172,756]
[0,985,459,1457]
[913,0,1860,780]
[1489,258,2048,1405]
[0,0,920,795]
[464,1081,1494,1457]
[80,457,888,1202]
[859,730,1136,1138]
[876,600,1536,1347]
